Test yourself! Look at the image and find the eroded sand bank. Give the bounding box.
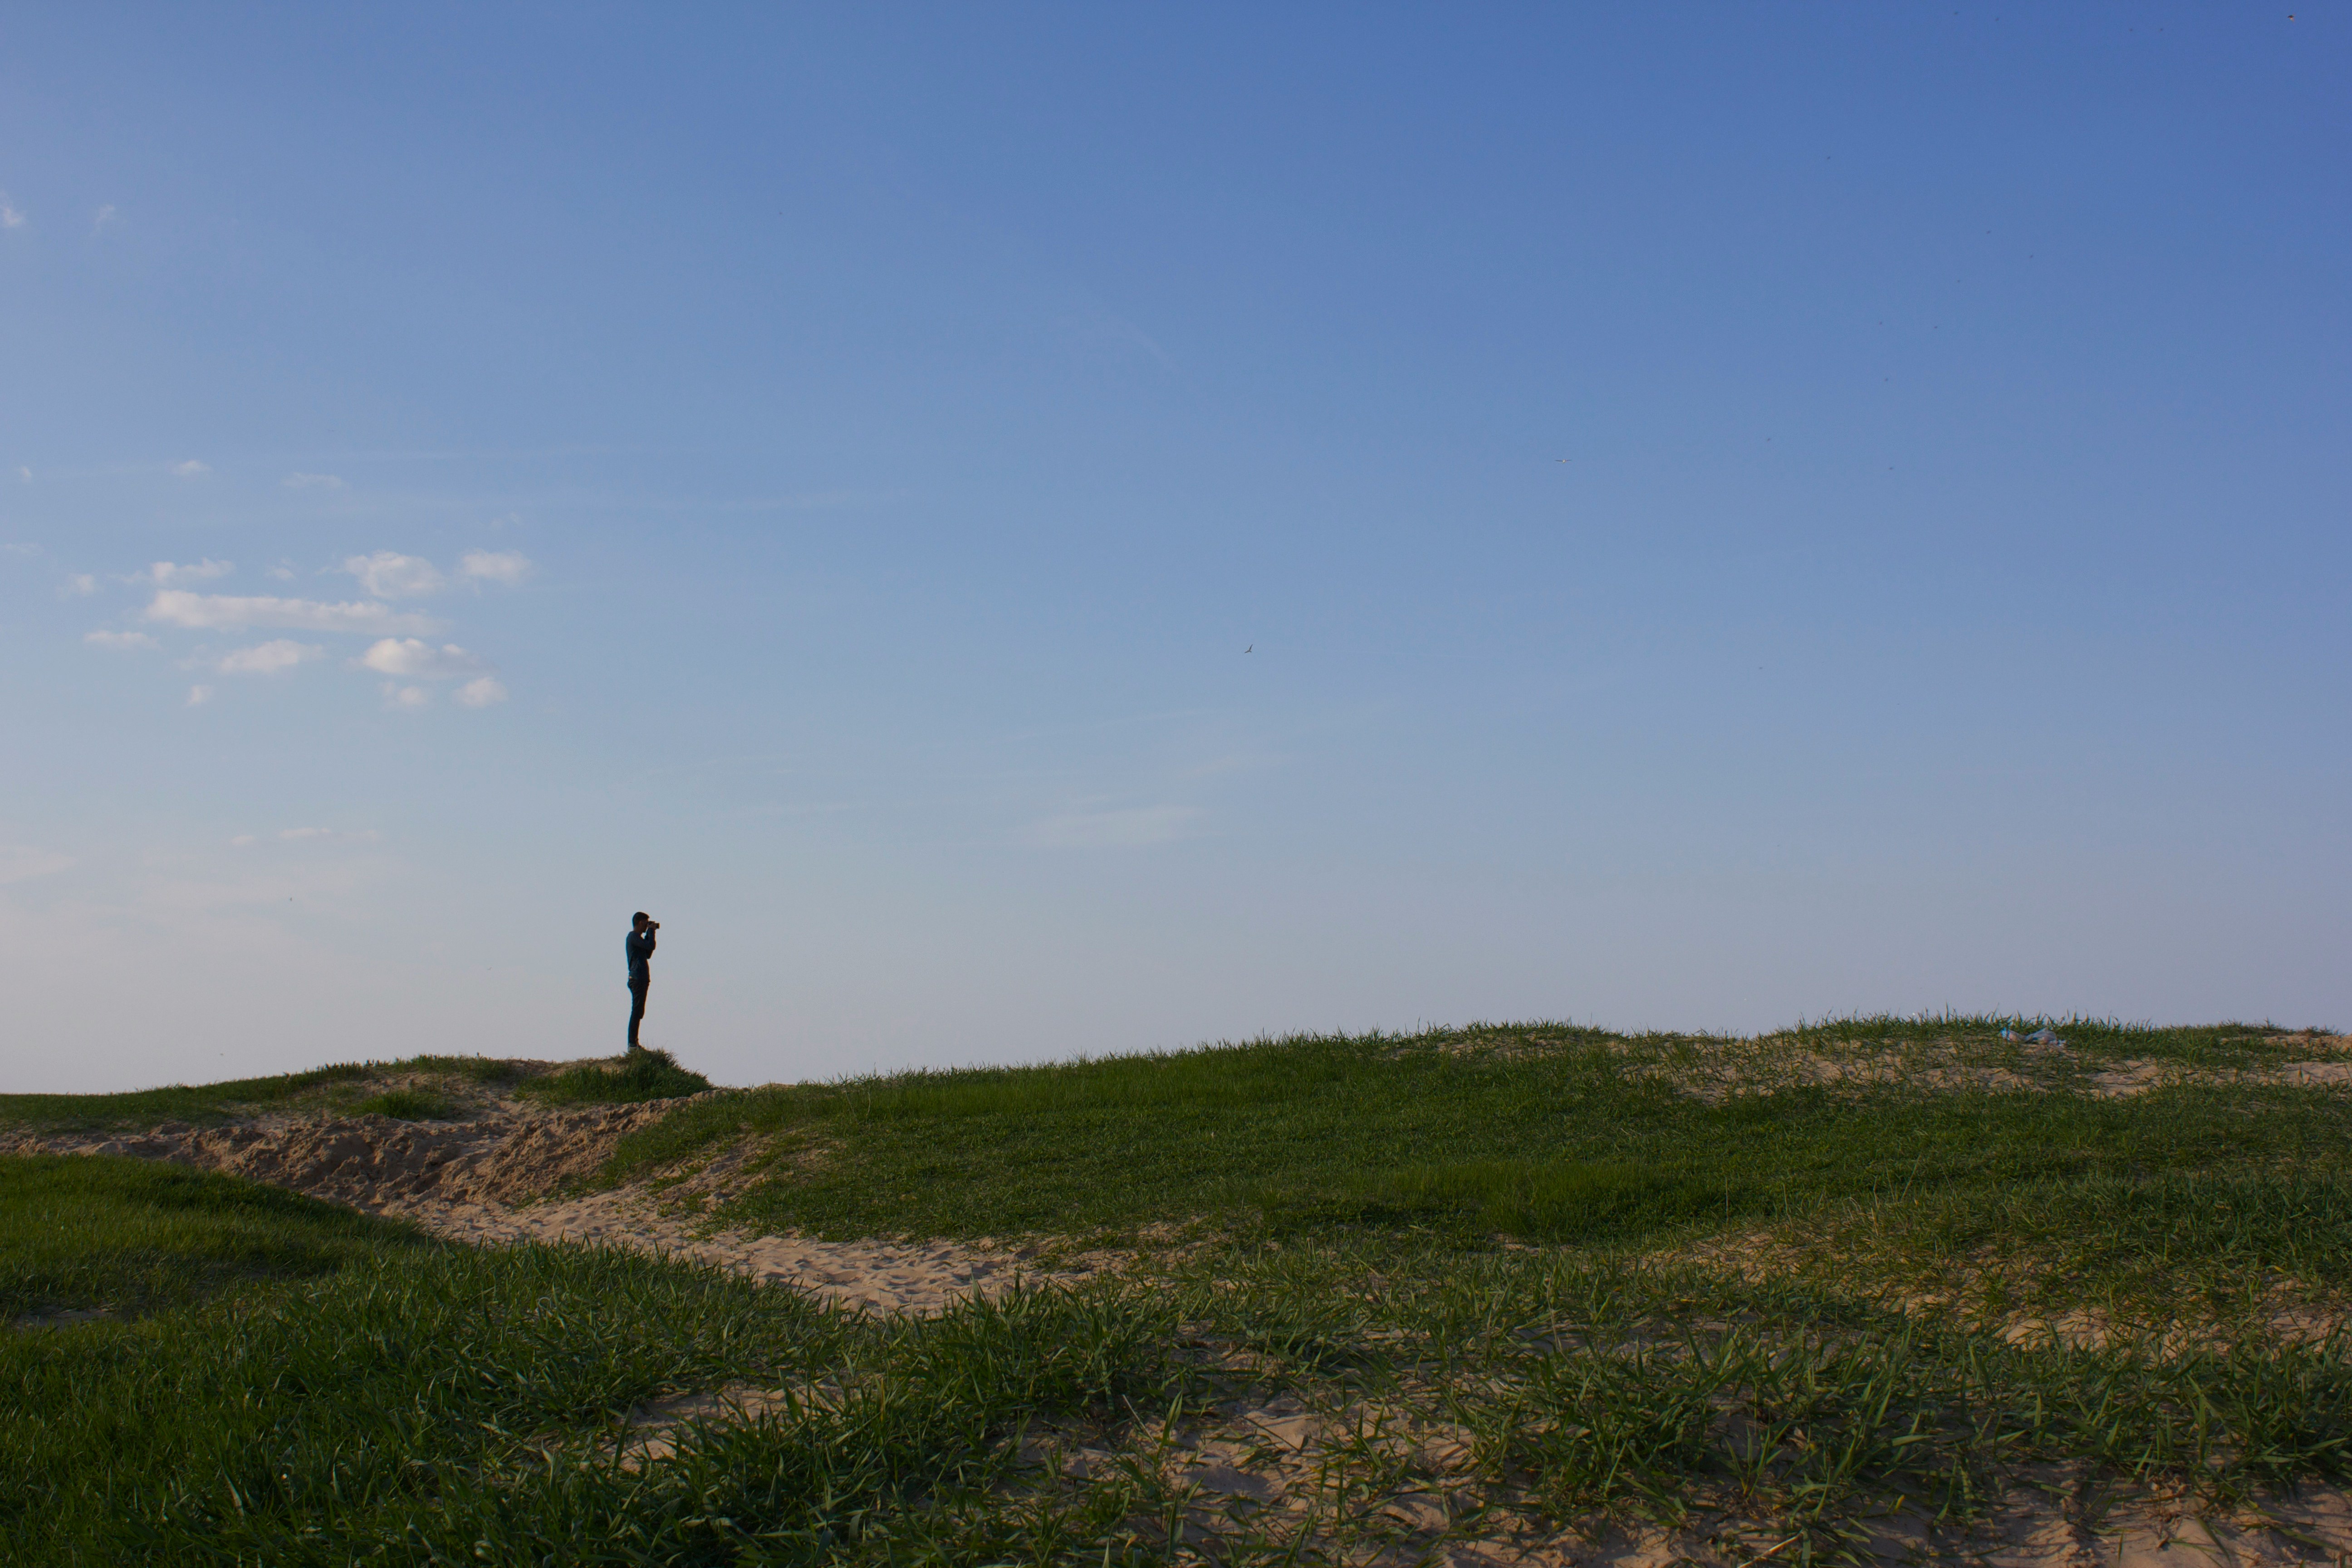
[1,1093,1072,1313]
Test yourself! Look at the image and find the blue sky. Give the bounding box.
[3,5,2345,1092]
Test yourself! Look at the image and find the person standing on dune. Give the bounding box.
[626,911,659,1052]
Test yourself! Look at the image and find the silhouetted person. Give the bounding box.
[626,911,659,1051]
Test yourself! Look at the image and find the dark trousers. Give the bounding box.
[627,977,649,1049]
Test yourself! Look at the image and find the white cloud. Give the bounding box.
[85,629,160,650]
[135,559,234,587]
[266,564,297,581]
[359,637,485,679]
[186,684,215,707]
[343,551,445,598]
[172,460,211,478]
[14,467,28,483]
[454,676,508,708]
[0,845,73,884]
[3,541,39,557]
[64,574,98,596]
[283,472,344,490]
[217,639,323,675]
[1023,805,1202,849]
[233,826,382,847]
[381,682,430,710]
[143,590,440,635]
[92,204,117,233]
[0,195,23,230]
[460,549,533,586]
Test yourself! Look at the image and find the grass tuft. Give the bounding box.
[348,1087,457,1121]
[522,1047,713,1106]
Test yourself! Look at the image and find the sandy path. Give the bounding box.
[382,1188,1088,1313]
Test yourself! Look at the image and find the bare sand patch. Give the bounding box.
[1660,1226,2351,1356]
[0,1098,692,1208]
[381,1185,1094,1313]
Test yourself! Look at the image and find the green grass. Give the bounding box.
[348,1087,459,1121]
[1789,1167,2352,1332]
[12,1152,2352,1564]
[1,1155,423,1321]
[1360,1157,1739,1241]
[0,1054,526,1132]
[607,1017,2346,1247]
[390,1052,529,1087]
[1,1156,1181,1566]
[12,1014,2352,1561]
[0,1063,377,1132]
[521,1047,713,1105]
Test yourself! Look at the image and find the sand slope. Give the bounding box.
[0,1089,1069,1313]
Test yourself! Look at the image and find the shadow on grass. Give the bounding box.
[1,1154,426,1320]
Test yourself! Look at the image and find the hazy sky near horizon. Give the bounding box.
[3,5,2347,1093]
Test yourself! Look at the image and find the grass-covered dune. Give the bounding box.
[619,1015,2350,1257]
[10,1014,2352,1564]
[0,1048,712,1135]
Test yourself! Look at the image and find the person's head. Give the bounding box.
[632,911,649,930]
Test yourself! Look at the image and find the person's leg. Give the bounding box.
[628,979,648,1049]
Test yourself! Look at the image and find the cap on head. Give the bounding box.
[632,911,649,926]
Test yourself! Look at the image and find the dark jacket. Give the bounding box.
[626,929,656,983]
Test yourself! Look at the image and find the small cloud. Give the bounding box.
[359,637,485,679]
[283,472,344,490]
[92,204,118,233]
[240,826,382,845]
[0,194,23,230]
[134,559,234,587]
[460,549,533,586]
[172,460,211,478]
[85,629,160,651]
[143,590,439,635]
[14,466,28,483]
[1023,805,1202,849]
[455,675,508,708]
[3,541,40,556]
[186,684,215,707]
[217,639,323,675]
[64,573,98,596]
[343,551,445,598]
[266,564,297,581]
[381,681,431,710]
[0,845,74,884]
